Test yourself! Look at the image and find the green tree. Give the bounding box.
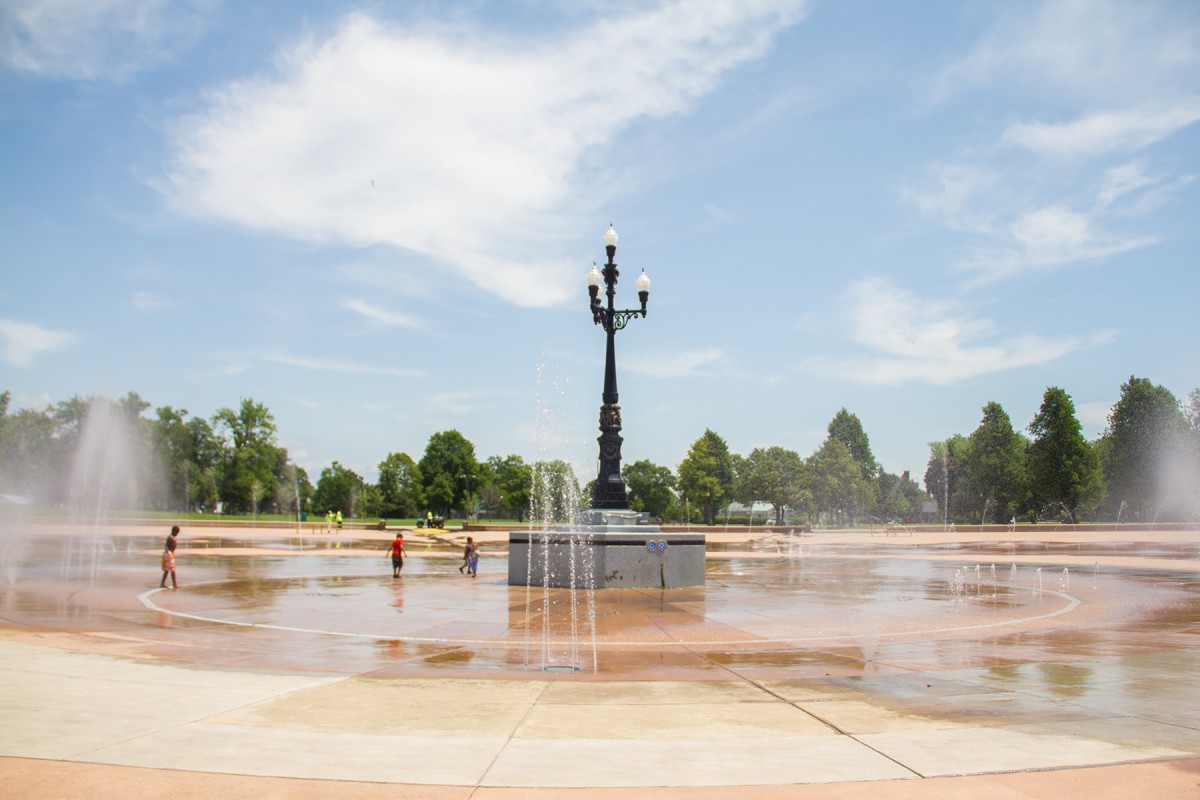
[623,459,677,519]
[376,452,423,518]
[809,438,866,526]
[875,470,927,521]
[825,409,879,514]
[480,454,532,520]
[211,399,282,514]
[150,406,196,510]
[827,408,877,478]
[0,398,57,501]
[418,430,478,516]
[963,402,1029,523]
[676,429,736,525]
[924,435,970,525]
[735,446,809,525]
[1100,376,1193,521]
[356,482,383,518]
[270,462,313,518]
[185,415,220,509]
[1027,387,1103,523]
[312,461,366,517]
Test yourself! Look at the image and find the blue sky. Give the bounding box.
[2,0,1198,487]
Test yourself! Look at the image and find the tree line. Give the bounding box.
[1,375,1196,525]
[0,389,575,522]
[924,378,1199,526]
[655,377,1198,526]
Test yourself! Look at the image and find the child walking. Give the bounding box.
[459,536,473,573]
[467,539,479,578]
[159,525,180,589]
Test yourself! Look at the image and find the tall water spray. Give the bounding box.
[522,355,598,672]
[62,398,145,582]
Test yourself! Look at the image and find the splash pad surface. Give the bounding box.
[1,522,1198,793]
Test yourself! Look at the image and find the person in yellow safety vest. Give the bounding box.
[427,510,434,529]
[336,510,343,532]
[325,510,333,533]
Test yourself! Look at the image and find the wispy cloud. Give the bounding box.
[909,1,1198,283]
[1097,161,1159,210]
[343,299,421,329]
[901,162,999,231]
[0,0,210,80]
[261,352,424,378]
[1000,102,1200,158]
[425,391,489,416]
[805,278,1116,385]
[162,2,808,308]
[931,0,1199,105]
[961,205,1159,282]
[624,346,729,378]
[0,319,77,367]
[130,291,173,312]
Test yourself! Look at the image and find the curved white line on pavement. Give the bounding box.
[138,576,1082,648]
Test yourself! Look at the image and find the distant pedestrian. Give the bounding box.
[426,510,434,529]
[459,536,474,573]
[336,510,343,531]
[159,525,180,589]
[388,532,408,578]
[467,539,479,578]
[325,510,333,533]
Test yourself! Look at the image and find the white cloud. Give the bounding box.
[1000,101,1200,158]
[162,2,807,308]
[261,352,424,378]
[805,278,1116,385]
[1008,205,1153,266]
[343,298,421,329]
[910,1,1197,283]
[624,346,729,378]
[961,205,1158,281]
[932,0,1200,105]
[130,291,172,312]
[901,162,999,229]
[1097,161,1159,209]
[425,391,488,415]
[0,319,77,367]
[0,0,210,80]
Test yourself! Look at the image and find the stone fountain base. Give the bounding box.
[507,510,706,589]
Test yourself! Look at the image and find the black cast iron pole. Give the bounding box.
[588,226,649,509]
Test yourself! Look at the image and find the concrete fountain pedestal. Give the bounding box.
[507,509,706,588]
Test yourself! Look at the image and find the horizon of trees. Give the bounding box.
[1,376,1197,525]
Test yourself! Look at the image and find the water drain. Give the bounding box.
[542,665,581,673]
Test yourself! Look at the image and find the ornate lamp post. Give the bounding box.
[506,224,703,590]
[586,224,650,510]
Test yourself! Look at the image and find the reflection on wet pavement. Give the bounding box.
[2,522,1199,789]
[2,525,1197,685]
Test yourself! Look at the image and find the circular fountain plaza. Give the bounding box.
[1,519,1198,797]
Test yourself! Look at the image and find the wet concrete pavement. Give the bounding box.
[1,522,1198,796]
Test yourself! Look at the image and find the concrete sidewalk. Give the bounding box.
[2,637,1199,796]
